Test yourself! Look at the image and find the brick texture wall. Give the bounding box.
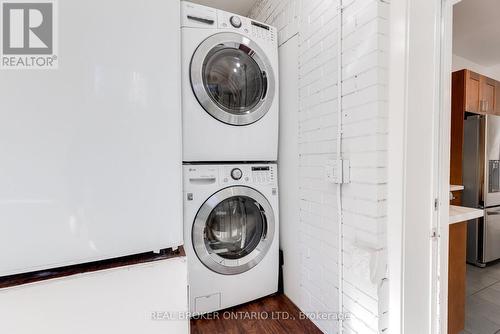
[249,0,389,333]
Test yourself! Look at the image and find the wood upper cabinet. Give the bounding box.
[465,70,481,113]
[495,81,500,115]
[464,70,497,115]
[482,76,496,114]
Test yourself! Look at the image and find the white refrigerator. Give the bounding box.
[0,0,183,276]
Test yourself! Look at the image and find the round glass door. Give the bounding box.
[192,186,275,275]
[205,196,265,259]
[203,47,264,114]
[191,32,275,126]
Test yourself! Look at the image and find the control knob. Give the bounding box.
[231,168,243,180]
[230,16,242,28]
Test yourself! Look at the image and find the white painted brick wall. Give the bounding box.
[250,0,388,333]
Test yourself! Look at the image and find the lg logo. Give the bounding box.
[2,2,53,54]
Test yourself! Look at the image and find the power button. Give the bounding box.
[231,168,243,180]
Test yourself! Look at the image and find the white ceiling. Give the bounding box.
[453,0,500,67]
[187,0,259,16]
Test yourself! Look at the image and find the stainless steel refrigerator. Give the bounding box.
[463,114,500,266]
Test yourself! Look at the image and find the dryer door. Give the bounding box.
[190,32,275,126]
[192,186,275,275]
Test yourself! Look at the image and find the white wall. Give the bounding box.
[0,259,189,334]
[278,35,301,306]
[250,0,389,333]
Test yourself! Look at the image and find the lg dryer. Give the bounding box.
[181,2,279,162]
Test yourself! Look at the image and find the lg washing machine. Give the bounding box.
[183,163,279,313]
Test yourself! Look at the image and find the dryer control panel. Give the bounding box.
[181,1,277,44]
[217,11,276,44]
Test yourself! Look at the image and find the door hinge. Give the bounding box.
[434,198,439,211]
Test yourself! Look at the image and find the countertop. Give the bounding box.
[450,185,465,191]
[449,205,483,224]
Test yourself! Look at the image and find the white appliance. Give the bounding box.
[183,163,279,313]
[181,2,279,162]
[0,0,183,276]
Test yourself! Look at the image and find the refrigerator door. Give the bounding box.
[462,115,485,208]
[484,206,500,262]
[484,115,500,207]
[0,0,183,276]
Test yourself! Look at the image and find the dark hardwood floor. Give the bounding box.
[191,294,322,334]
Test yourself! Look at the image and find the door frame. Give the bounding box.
[437,2,462,334]
[388,0,459,332]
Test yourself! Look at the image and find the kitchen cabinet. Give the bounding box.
[464,70,496,115]
[495,81,500,115]
[465,70,481,114]
[481,76,496,114]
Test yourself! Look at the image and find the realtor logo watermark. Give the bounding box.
[1,0,58,69]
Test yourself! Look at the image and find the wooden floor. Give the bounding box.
[191,294,322,334]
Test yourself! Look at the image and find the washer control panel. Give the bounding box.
[220,165,276,186]
[184,165,277,188]
[251,166,275,184]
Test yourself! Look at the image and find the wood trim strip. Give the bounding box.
[0,246,185,289]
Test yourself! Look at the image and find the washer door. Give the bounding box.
[190,32,275,126]
[192,186,275,275]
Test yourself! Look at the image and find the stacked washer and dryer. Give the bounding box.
[181,2,280,314]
